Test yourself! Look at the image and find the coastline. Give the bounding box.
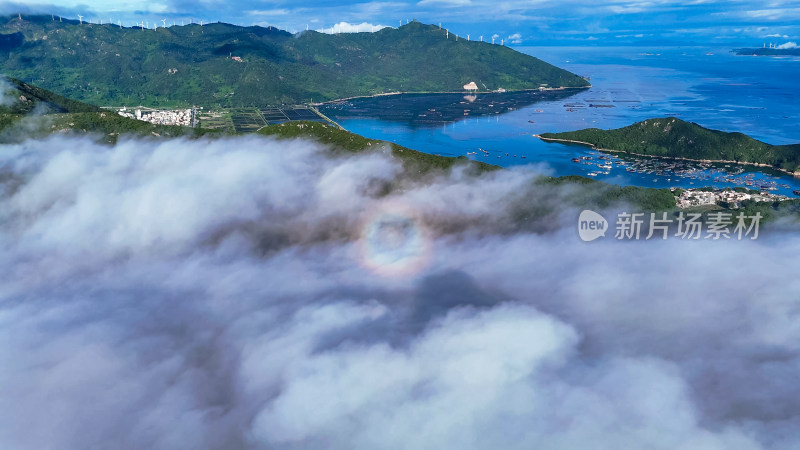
[536,135,800,177]
[313,86,591,106]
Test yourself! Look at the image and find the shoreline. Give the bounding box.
[536,135,800,178]
[312,86,591,106]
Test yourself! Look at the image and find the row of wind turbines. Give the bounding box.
[311,19,507,45]
[70,15,204,29]
[21,13,508,44]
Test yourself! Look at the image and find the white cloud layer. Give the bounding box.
[0,78,15,107]
[319,21,390,33]
[0,135,799,449]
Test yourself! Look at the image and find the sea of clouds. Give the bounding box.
[1,135,799,449]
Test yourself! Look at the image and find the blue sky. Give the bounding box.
[3,0,799,46]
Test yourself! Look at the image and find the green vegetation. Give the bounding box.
[0,76,220,143]
[257,121,498,175]
[0,76,102,114]
[538,175,678,211]
[0,15,589,108]
[541,117,800,172]
[0,111,222,144]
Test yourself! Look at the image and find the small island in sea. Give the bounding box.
[734,46,800,56]
[539,117,800,173]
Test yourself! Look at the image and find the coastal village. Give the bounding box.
[117,107,194,127]
[675,188,789,208]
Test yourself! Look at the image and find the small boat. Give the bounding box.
[572,158,581,163]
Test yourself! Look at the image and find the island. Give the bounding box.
[539,117,800,173]
[0,16,589,108]
[735,47,800,56]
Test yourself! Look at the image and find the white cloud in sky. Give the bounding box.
[507,32,522,43]
[246,9,291,16]
[417,0,472,5]
[320,21,390,33]
[776,41,797,49]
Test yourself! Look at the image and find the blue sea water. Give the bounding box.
[320,46,800,195]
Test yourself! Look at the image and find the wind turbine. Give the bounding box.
[480,35,483,42]
[161,18,167,28]
[467,34,470,41]
[118,19,122,28]
[492,36,495,44]
[78,15,83,25]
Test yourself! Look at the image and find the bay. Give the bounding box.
[320,46,800,195]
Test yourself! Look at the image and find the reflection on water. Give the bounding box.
[321,89,586,128]
[320,47,800,196]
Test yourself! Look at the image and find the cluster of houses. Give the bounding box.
[117,107,193,126]
[676,188,789,208]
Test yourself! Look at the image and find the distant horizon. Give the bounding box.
[1,13,795,50]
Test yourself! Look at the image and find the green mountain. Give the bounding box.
[0,15,589,108]
[541,117,800,172]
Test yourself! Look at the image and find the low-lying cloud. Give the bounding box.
[1,135,799,449]
[0,77,16,107]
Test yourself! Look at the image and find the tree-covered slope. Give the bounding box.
[0,76,218,143]
[257,121,498,176]
[0,76,102,114]
[541,117,800,172]
[0,15,589,108]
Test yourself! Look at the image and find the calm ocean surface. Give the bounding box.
[320,46,800,195]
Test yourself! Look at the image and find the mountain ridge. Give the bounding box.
[540,117,800,172]
[0,16,589,108]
